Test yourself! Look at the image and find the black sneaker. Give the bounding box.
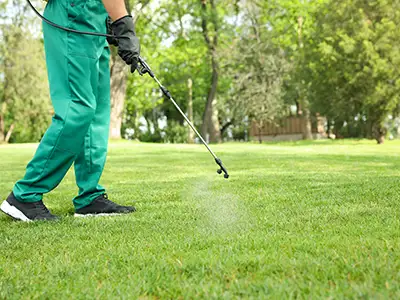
[0,193,59,222]
[74,194,136,217]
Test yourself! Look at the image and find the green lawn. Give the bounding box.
[1,140,400,298]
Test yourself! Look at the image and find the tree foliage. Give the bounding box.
[308,0,400,143]
[224,2,288,141]
[0,0,50,143]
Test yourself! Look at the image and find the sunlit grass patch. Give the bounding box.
[1,140,400,298]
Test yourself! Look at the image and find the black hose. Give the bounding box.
[27,0,115,38]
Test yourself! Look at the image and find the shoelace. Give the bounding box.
[97,194,127,209]
[33,201,50,214]
[97,194,115,205]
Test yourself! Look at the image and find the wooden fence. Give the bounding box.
[250,116,326,140]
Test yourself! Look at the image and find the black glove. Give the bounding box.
[105,17,118,46]
[110,15,140,73]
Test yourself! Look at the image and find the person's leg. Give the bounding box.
[72,44,136,216]
[73,46,111,210]
[12,0,102,203]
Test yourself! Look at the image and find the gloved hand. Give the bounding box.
[110,15,140,73]
[105,17,118,46]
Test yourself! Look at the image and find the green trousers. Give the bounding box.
[13,0,110,209]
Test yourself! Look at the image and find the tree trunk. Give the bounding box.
[374,122,386,144]
[0,115,4,141]
[108,0,149,140]
[4,123,14,143]
[134,110,140,139]
[187,78,194,143]
[201,75,220,143]
[258,122,263,144]
[295,99,302,116]
[333,119,344,139]
[397,122,400,139]
[208,97,221,143]
[200,0,221,143]
[302,105,313,140]
[376,134,385,144]
[200,50,220,144]
[327,118,332,139]
[297,15,313,140]
[108,0,131,140]
[0,102,6,141]
[109,54,127,139]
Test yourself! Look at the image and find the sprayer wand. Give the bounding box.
[137,58,229,179]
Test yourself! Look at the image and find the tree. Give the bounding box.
[308,0,400,143]
[0,0,50,143]
[199,0,221,143]
[233,43,288,143]
[259,0,328,140]
[226,1,288,143]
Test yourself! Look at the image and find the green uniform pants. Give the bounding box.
[13,0,110,209]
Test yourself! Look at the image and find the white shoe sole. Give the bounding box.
[74,213,123,218]
[0,200,31,222]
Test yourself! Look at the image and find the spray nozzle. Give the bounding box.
[215,158,229,179]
